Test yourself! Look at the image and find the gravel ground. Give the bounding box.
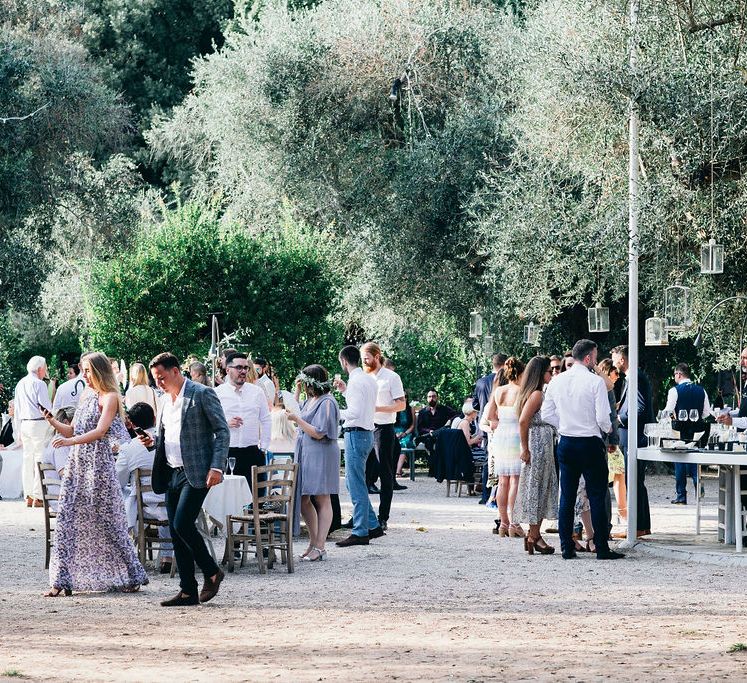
[1,473,746,682]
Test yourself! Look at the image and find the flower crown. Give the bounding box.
[296,371,333,391]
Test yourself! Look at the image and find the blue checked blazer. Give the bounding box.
[151,379,230,494]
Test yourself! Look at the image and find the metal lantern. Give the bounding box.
[645,312,669,346]
[523,322,541,346]
[664,280,692,331]
[482,334,494,357]
[469,311,483,338]
[587,302,610,333]
[700,238,724,274]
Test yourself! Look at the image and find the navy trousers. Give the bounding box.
[558,436,610,556]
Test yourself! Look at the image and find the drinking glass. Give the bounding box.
[228,456,236,476]
[678,410,688,422]
[689,409,699,422]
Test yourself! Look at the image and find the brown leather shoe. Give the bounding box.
[369,526,385,539]
[335,534,370,547]
[160,592,199,607]
[199,568,224,603]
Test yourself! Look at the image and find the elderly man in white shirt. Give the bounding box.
[334,344,385,546]
[14,355,54,506]
[215,352,272,485]
[542,339,623,561]
[116,401,173,572]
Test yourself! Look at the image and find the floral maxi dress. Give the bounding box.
[49,394,148,591]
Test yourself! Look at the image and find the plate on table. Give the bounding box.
[660,446,694,454]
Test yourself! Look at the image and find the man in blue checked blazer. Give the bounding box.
[141,352,229,607]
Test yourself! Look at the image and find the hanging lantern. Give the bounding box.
[587,302,610,333]
[664,280,692,331]
[523,322,541,346]
[469,311,483,338]
[700,238,724,274]
[482,334,494,357]
[645,312,669,346]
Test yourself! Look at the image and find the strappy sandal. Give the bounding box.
[122,585,141,593]
[301,547,327,562]
[44,587,72,597]
[498,524,510,537]
[508,524,525,538]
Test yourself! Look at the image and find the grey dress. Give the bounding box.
[517,412,559,525]
[295,393,341,496]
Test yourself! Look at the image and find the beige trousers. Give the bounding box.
[21,420,52,500]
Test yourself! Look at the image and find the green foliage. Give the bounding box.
[85,202,343,382]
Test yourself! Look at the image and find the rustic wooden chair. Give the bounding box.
[37,462,59,569]
[133,467,176,577]
[224,462,298,574]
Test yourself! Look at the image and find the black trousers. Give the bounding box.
[229,445,265,487]
[373,424,396,523]
[619,428,651,531]
[166,468,219,596]
[557,436,610,556]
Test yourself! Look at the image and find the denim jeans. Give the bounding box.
[674,463,698,502]
[344,430,378,537]
[557,436,610,556]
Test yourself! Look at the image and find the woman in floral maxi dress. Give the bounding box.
[44,352,148,596]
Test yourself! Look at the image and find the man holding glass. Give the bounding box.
[663,363,710,505]
[215,352,271,486]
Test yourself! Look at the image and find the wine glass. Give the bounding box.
[689,409,699,422]
[228,456,236,476]
[677,409,688,422]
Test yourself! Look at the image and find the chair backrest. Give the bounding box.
[251,463,298,506]
[133,467,165,522]
[37,462,59,516]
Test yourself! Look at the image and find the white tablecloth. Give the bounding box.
[202,474,252,522]
[0,448,24,499]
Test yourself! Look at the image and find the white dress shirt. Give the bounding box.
[116,427,166,528]
[52,376,85,410]
[663,379,711,417]
[14,373,52,420]
[256,374,275,405]
[215,380,271,450]
[371,367,405,426]
[542,362,612,438]
[339,367,377,430]
[161,381,186,468]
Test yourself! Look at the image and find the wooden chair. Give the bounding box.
[224,462,298,574]
[37,462,59,569]
[133,468,176,577]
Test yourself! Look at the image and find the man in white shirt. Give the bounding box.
[253,357,276,407]
[361,341,406,532]
[116,402,173,572]
[334,345,385,546]
[215,352,272,485]
[542,339,623,560]
[52,361,86,410]
[14,355,53,506]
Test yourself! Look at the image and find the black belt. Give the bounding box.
[342,426,372,433]
[374,423,394,429]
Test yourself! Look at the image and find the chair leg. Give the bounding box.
[226,517,235,573]
[446,480,451,497]
[268,525,275,569]
[256,523,266,574]
[457,481,463,497]
[286,522,294,574]
[138,524,146,565]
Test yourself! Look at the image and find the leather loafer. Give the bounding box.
[335,534,369,547]
[369,526,386,539]
[597,550,625,560]
[671,499,687,505]
[160,592,199,607]
[562,550,578,560]
[392,483,408,491]
[342,518,354,529]
[199,568,224,603]
[367,485,380,494]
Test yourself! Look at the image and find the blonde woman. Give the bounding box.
[124,362,157,412]
[43,352,147,596]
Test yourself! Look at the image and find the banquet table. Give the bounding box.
[202,474,252,526]
[0,448,24,499]
[638,446,747,552]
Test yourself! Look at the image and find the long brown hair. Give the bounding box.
[83,352,126,419]
[516,356,550,416]
[503,356,525,384]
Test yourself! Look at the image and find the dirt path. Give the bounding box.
[1,474,746,681]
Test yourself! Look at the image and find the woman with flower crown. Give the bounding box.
[286,364,341,562]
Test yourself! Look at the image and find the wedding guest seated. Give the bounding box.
[416,389,456,458]
[40,407,76,511]
[452,401,487,495]
[115,402,173,573]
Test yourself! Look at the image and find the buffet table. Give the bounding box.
[638,446,747,552]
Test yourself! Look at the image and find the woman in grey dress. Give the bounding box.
[516,356,558,555]
[287,364,340,563]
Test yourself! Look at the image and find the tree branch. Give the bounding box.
[0,102,51,124]
[689,14,737,33]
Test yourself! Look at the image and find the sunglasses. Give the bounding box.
[550,366,562,373]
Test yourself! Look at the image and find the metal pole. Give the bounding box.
[625,0,640,548]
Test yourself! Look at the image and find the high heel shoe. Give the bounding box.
[508,524,525,538]
[534,538,555,555]
[526,537,535,555]
[44,587,72,597]
[302,547,327,562]
[498,524,509,537]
